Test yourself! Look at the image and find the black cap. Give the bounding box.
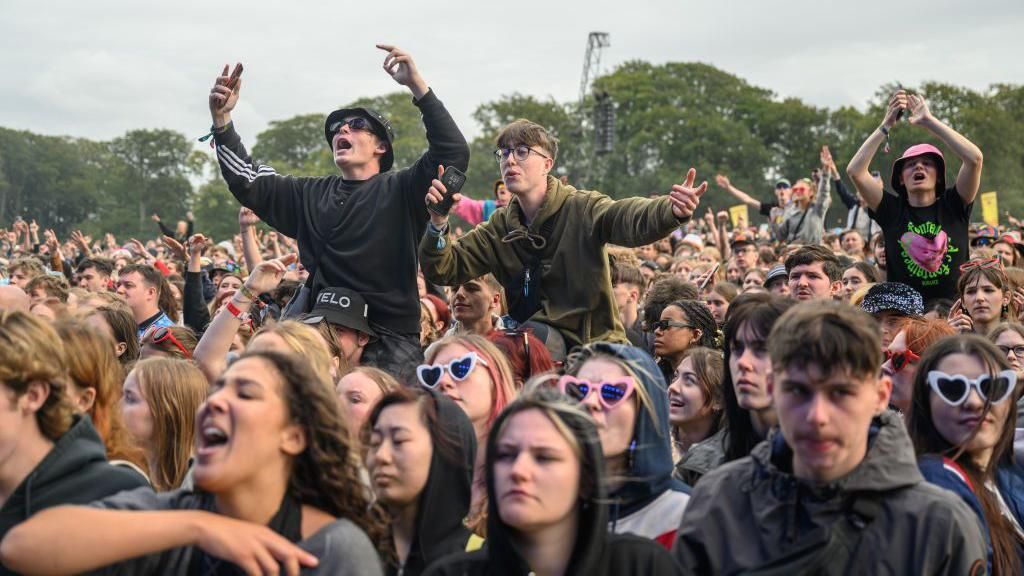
[300,287,375,338]
[323,107,395,172]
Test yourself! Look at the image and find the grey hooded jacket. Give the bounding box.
[673,411,987,575]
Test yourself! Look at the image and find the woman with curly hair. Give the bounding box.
[2,349,387,575]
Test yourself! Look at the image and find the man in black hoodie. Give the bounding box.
[0,311,147,569]
[208,45,470,380]
[674,302,987,574]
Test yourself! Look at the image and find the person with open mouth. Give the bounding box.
[2,350,387,575]
[847,88,984,303]
[668,347,726,486]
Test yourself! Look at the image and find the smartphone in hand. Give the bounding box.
[428,167,467,217]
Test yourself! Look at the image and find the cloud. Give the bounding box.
[1,0,1020,148]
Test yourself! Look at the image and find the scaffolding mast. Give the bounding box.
[578,32,611,107]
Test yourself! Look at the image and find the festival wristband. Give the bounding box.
[239,285,257,301]
[225,300,247,321]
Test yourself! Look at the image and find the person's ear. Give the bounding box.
[280,423,307,457]
[692,328,703,343]
[876,375,893,414]
[358,332,370,348]
[76,387,97,413]
[21,381,51,415]
[630,288,639,304]
[830,280,843,298]
[114,341,128,358]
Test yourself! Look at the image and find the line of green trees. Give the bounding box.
[2,61,1021,241]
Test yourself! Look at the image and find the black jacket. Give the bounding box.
[182,270,211,335]
[0,416,148,574]
[214,90,470,335]
[395,392,478,576]
[423,385,683,576]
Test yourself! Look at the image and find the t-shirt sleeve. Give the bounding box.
[943,186,973,221]
[867,190,899,226]
[303,519,384,576]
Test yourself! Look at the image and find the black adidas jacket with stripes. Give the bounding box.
[213,89,469,335]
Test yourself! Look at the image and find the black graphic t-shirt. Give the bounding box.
[869,186,972,303]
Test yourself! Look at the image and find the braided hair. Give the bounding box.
[667,299,720,349]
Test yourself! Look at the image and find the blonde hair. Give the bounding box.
[0,311,73,441]
[349,366,400,397]
[255,320,341,384]
[129,358,208,491]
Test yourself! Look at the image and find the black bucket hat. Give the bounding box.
[323,107,395,172]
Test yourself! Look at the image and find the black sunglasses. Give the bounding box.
[645,320,695,333]
[328,117,373,135]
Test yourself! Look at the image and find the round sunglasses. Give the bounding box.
[926,370,1016,406]
[557,375,636,410]
[417,352,488,389]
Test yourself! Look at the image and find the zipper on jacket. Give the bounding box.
[524,268,531,297]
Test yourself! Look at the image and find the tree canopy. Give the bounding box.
[2,61,1020,239]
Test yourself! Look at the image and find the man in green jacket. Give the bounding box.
[419,119,707,356]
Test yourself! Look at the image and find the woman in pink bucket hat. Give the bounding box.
[846,89,984,304]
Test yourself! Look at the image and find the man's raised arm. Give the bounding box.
[376,45,471,202]
[208,63,304,238]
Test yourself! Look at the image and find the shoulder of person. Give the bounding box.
[89,486,203,512]
[300,517,382,574]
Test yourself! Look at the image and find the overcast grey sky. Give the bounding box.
[2,0,1021,146]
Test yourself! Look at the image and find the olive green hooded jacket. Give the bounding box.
[419,176,684,348]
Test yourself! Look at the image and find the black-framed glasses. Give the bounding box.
[646,320,695,333]
[997,344,1024,359]
[494,144,550,164]
[328,117,373,135]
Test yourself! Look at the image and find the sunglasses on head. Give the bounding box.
[884,349,920,373]
[926,370,1016,406]
[146,326,192,359]
[417,352,488,389]
[959,257,1001,272]
[557,375,635,410]
[328,117,373,135]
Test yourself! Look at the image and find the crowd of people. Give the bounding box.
[0,45,1020,575]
